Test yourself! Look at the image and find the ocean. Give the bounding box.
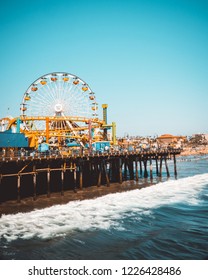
[0,155,207,260]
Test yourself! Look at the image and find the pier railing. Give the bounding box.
[0,148,182,162]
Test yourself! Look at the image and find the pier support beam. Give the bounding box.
[159,157,163,177]
[47,167,51,198]
[143,159,148,178]
[97,162,102,187]
[149,158,153,180]
[173,154,177,178]
[79,164,83,189]
[61,164,65,195]
[119,158,123,184]
[139,159,143,177]
[124,158,128,180]
[164,156,170,178]
[33,165,37,201]
[129,158,134,180]
[135,157,139,182]
[155,156,159,176]
[103,161,110,187]
[17,175,21,203]
[73,164,77,192]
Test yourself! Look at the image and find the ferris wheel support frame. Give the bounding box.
[3,116,105,147]
[0,116,117,147]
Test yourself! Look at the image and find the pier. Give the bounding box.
[0,149,181,204]
[0,72,182,211]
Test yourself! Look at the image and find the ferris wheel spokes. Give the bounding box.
[20,72,99,139]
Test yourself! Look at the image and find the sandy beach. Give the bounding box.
[180,145,208,156]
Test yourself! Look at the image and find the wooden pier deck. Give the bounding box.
[0,149,181,206]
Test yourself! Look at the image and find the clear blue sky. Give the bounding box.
[0,0,207,137]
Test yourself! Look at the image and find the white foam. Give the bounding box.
[0,173,207,242]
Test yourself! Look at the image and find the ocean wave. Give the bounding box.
[0,173,207,242]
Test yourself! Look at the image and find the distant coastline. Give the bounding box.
[180,145,208,156]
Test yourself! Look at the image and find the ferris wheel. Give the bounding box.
[20,72,98,131]
[20,72,98,135]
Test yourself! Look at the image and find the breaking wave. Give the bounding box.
[0,173,207,242]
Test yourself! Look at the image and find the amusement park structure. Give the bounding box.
[0,72,116,152]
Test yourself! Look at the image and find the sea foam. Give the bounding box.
[0,173,207,241]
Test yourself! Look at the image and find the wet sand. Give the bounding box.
[0,180,155,216]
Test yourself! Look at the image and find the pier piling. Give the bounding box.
[159,157,163,177]
[173,154,177,178]
[61,165,64,196]
[143,159,148,178]
[79,164,83,190]
[149,158,153,180]
[139,159,143,176]
[73,164,77,192]
[17,175,21,203]
[119,158,123,184]
[33,165,37,200]
[47,167,51,198]
[165,156,170,177]
[135,158,139,182]
[155,156,159,176]
[97,162,102,187]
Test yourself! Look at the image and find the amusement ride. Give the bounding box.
[0,72,116,151]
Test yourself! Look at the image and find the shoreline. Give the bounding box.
[179,146,208,157]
